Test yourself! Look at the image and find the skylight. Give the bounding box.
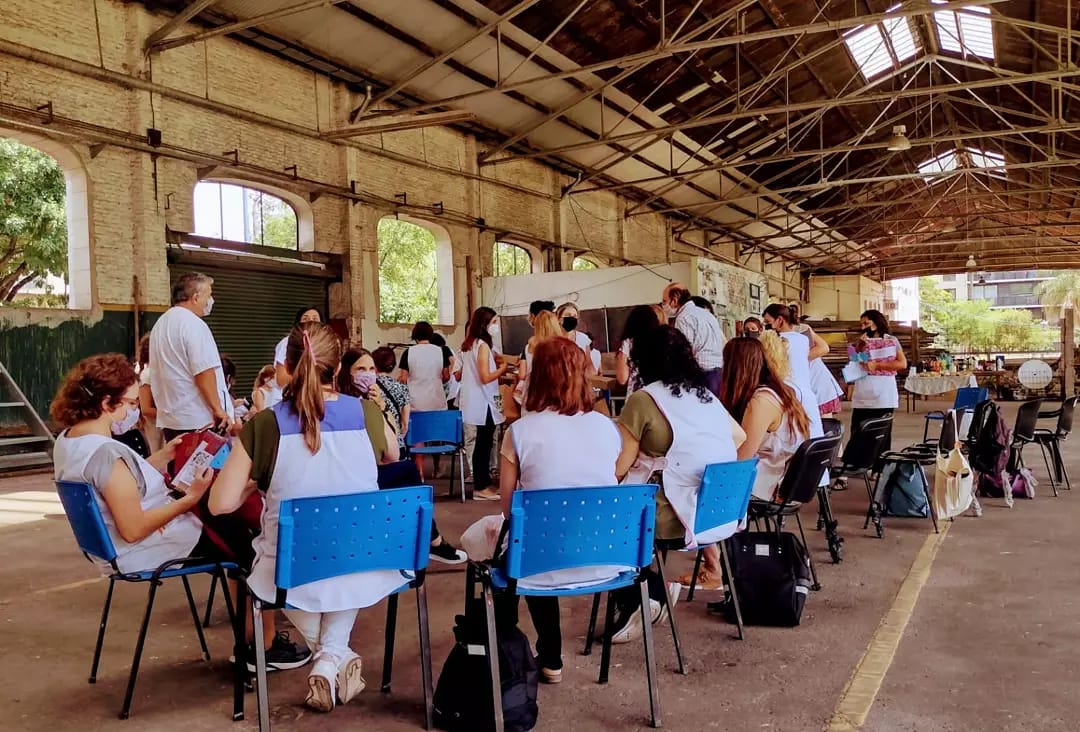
[933,1,995,59]
[919,150,958,178]
[969,148,1005,169]
[844,6,919,79]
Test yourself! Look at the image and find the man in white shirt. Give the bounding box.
[150,272,234,439]
[661,282,726,396]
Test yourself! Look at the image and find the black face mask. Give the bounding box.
[747,330,761,340]
[863,327,876,337]
[562,316,578,332]
[764,323,774,331]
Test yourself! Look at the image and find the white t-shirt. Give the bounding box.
[273,335,288,368]
[573,331,592,353]
[149,306,231,430]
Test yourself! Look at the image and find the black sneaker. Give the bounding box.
[430,539,468,565]
[233,631,313,673]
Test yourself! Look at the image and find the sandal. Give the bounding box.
[675,568,723,592]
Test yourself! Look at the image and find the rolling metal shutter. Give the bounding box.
[168,264,328,395]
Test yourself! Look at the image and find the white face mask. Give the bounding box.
[204,296,215,317]
[663,302,678,318]
[488,321,501,339]
[111,407,140,435]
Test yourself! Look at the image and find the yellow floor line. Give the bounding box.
[826,523,951,731]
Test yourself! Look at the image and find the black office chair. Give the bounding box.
[830,415,893,494]
[1034,396,1077,493]
[746,433,842,591]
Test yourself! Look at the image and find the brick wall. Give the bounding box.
[0,0,798,345]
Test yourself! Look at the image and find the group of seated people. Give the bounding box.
[50,296,871,714]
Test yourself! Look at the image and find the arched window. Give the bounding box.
[377,216,455,325]
[0,133,90,309]
[572,256,599,271]
[493,241,532,276]
[194,181,299,249]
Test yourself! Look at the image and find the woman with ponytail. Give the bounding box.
[211,323,405,713]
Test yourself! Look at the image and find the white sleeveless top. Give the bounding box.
[510,410,626,589]
[54,432,202,574]
[781,331,824,438]
[749,388,808,502]
[246,396,409,612]
[626,383,739,547]
[406,343,448,412]
[459,343,506,427]
[791,325,843,409]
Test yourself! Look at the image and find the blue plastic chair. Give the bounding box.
[471,484,661,730]
[241,486,435,731]
[923,387,988,442]
[54,481,241,720]
[406,410,465,501]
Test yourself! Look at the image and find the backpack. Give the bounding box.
[1011,466,1037,499]
[968,400,1011,476]
[433,598,538,732]
[875,460,930,518]
[717,531,813,627]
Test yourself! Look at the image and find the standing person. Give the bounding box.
[273,307,322,397]
[149,273,234,440]
[371,346,411,447]
[743,317,763,337]
[610,326,746,632]
[429,334,460,409]
[615,305,662,397]
[251,366,278,414]
[850,309,906,450]
[398,321,450,413]
[458,307,508,501]
[528,300,555,327]
[660,282,725,397]
[210,323,403,713]
[762,304,825,441]
[556,302,592,355]
[516,310,566,406]
[495,337,623,682]
[135,334,163,452]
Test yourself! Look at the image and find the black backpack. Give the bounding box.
[967,400,1012,497]
[716,531,813,627]
[433,598,539,732]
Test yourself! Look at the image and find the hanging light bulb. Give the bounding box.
[886,125,911,152]
[965,254,977,269]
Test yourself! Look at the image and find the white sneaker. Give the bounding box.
[336,653,365,705]
[305,657,338,712]
[611,599,660,644]
[653,583,681,625]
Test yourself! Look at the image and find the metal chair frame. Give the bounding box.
[1034,396,1078,495]
[406,410,466,501]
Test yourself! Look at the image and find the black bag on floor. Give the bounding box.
[721,531,813,627]
[433,598,539,732]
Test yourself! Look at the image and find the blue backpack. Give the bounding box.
[875,461,930,518]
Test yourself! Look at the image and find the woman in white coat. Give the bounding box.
[398,321,449,413]
[457,307,509,500]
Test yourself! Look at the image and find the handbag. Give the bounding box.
[716,531,813,627]
[933,414,974,520]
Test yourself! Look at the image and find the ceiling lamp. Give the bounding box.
[886,125,911,152]
[965,254,977,269]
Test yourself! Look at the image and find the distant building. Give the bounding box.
[884,277,919,326]
[933,270,1057,324]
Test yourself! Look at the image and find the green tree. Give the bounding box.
[493,242,530,276]
[1035,271,1080,317]
[918,276,954,329]
[248,190,297,249]
[572,256,598,271]
[0,138,68,302]
[378,218,438,324]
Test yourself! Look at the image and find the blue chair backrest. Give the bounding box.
[954,387,989,411]
[275,485,433,590]
[56,480,118,565]
[406,410,463,448]
[504,484,658,581]
[695,459,758,533]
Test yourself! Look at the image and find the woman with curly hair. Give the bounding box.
[603,326,746,642]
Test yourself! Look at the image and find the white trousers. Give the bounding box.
[283,608,359,667]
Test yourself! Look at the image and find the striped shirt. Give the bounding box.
[674,301,726,370]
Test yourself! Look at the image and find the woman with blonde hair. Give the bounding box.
[211,322,403,713]
[251,365,278,414]
[515,310,565,405]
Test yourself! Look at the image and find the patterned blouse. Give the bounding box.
[377,375,410,446]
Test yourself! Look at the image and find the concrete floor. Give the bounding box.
[1,399,1077,731]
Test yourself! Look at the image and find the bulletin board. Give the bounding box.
[690,257,770,338]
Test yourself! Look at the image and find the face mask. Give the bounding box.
[204,296,215,317]
[764,322,774,331]
[111,406,140,435]
[488,321,501,339]
[562,316,578,332]
[863,327,876,337]
[352,371,377,394]
[662,304,678,319]
[747,330,761,340]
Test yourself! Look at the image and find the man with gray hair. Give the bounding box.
[661,281,726,396]
[150,272,234,438]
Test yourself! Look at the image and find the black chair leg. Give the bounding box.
[225,575,245,722]
[686,549,704,603]
[416,585,434,731]
[119,580,159,719]
[1039,443,1059,497]
[598,592,616,684]
[718,541,744,641]
[583,592,601,656]
[794,514,821,591]
[917,467,939,533]
[89,578,115,684]
[638,580,662,728]
[381,593,399,692]
[181,575,211,661]
[653,551,685,674]
[480,582,504,732]
[203,571,218,628]
[818,486,843,563]
[252,596,271,732]
[1057,441,1072,490]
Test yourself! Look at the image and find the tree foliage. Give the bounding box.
[919,277,1055,354]
[493,241,531,276]
[572,256,598,271]
[1035,271,1080,315]
[378,218,438,324]
[0,138,68,302]
[248,190,297,249]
